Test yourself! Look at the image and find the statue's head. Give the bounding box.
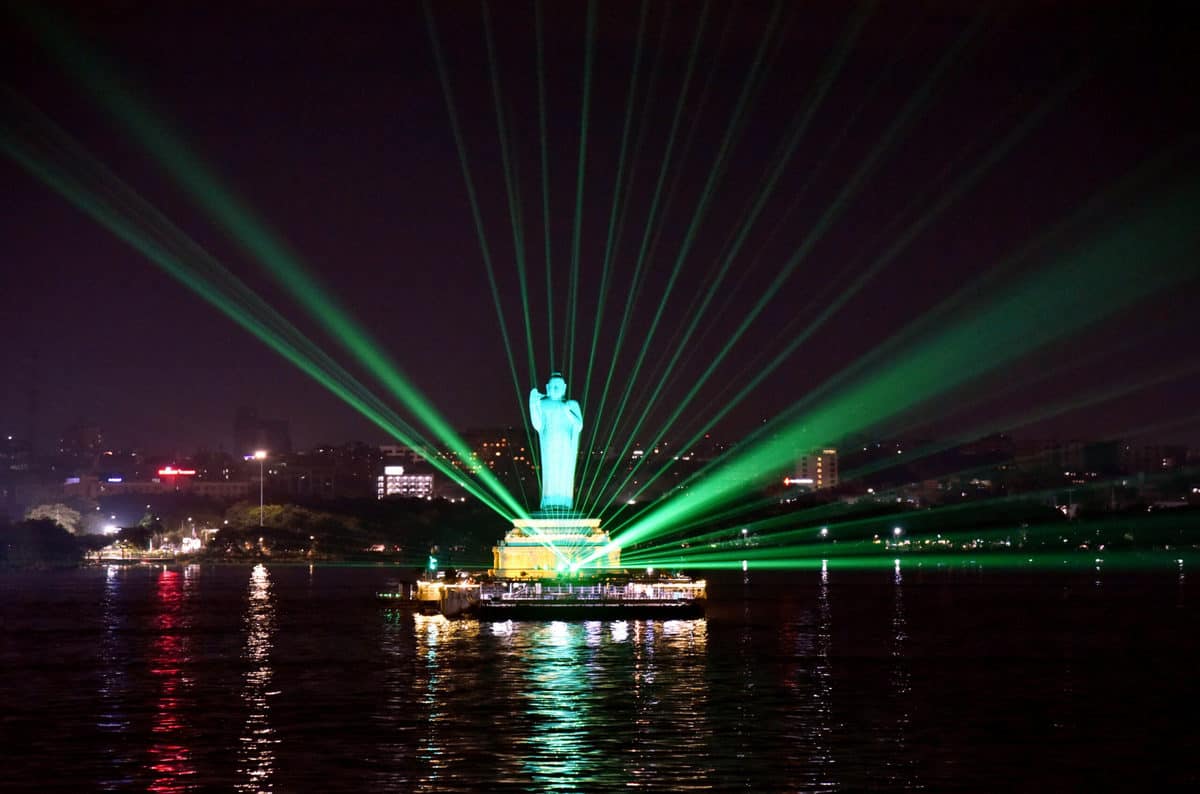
[546,373,567,400]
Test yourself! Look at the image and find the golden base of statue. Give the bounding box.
[491,516,621,580]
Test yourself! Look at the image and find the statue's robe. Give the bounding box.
[531,397,582,510]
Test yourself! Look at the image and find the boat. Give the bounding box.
[379,574,706,620]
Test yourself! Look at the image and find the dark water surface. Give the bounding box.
[2,563,1197,791]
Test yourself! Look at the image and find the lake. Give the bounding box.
[2,562,1196,791]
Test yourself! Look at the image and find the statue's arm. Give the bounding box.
[529,389,543,431]
[566,400,583,431]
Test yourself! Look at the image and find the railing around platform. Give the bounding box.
[483,582,705,603]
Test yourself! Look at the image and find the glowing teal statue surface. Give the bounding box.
[529,373,583,511]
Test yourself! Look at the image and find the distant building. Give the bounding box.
[93,449,147,482]
[460,427,535,495]
[57,473,251,502]
[233,407,292,458]
[1014,439,1086,473]
[1120,443,1190,474]
[270,442,380,500]
[58,421,103,467]
[184,480,255,500]
[192,449,240,482]
[462,427,533,474]
[379,444,428,464]
[789,448,839,491]
[376,464,434,499]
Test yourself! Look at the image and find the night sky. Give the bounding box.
[2,1,1197,456]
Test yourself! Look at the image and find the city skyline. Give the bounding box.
[8,406,1199,465]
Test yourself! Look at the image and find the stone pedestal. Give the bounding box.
[491,514,621,579]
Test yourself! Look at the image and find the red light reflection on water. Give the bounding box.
[147,568,196,793]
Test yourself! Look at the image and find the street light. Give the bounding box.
[254,450,268,526]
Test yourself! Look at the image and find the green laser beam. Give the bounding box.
[592,177,1200,562]
[641,507,1200,565]
[482,0,540,401]
[602,61,1084,529]
[579,1,787,516]
[572,0,676,504]
[575,0,649,498]
[625,504,1200,564]
[653,18,987,430]
[479,0,543,480]
[716,148,1192,509]
[593,3,985,520]
[13,3,528,520]
[587,1,874,517]
[575,0,712,509]
[625,464,1200,563]
[562,0,597,375]
[623,551,1199,573]
[423,2,540,514]
[3,95,581,564]
[534,0,555,373]
[0,95,529,522]
[690,141,1189,469]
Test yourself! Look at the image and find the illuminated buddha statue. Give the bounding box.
[529,373,583,511]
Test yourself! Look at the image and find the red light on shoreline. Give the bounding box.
[157,466,196,476]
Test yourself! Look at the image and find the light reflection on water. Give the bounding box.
[374,604,417,788]
[388,613,711,791]
[519,621,598,789]
[237,563,278,793]
[638,619,711,789]
[4,566,1197,791]
[147,566,197,793]
[413,614,480,791]
[886,560,916,789]
[417,614,448,788]
[1180,560,1187,608]
[98,565,133,791]
[812,562,834,785]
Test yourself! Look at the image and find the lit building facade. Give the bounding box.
[790,448,839,491]
[462,427,533,473]
[376,465,434,499]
